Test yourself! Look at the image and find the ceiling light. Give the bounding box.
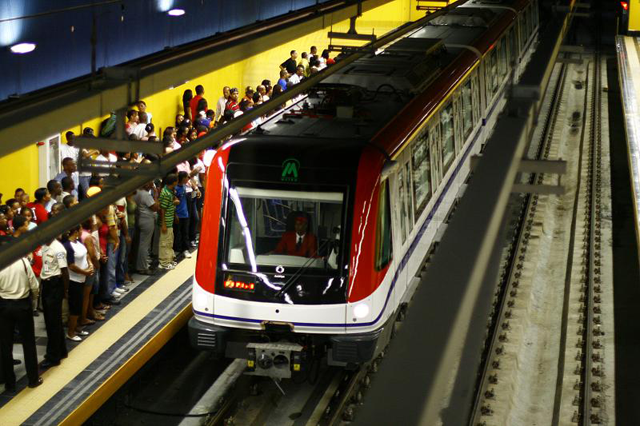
[10,42,36,54]
[167,8,185,16]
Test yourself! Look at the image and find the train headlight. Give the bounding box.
[353,303,370,319]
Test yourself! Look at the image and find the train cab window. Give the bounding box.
[375,180,393,271]
[441,102,455,173]
[411,129,432,220]
[462,79,473,139]
[226,186,345,270]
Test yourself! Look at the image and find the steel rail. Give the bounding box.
[469,59,569,424]
[0,1,469,275]
[582,47,602,426]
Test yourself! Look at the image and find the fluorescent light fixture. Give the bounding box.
[167,8,185,16]
[10,42,36,54]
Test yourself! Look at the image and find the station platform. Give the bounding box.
[616,36,640,243]
[0,254,196,425]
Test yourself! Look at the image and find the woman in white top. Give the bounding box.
[63,226,94,341]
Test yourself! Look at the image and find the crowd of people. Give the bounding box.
[0,45,336,393]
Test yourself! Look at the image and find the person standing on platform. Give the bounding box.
[277,70,289,91]
[216,86,230,125]
[159,174,179,270]
[173,172,191,260]
[54,157,80,199]
[30,188,51,225]
[63,226,94,341]
[0,236,43,391]
[39,232,69,369]
[46,180,62,209]
[134,183,158,274]
[280,50,298,75]
[190,85,206,123]
[60,131,79,163]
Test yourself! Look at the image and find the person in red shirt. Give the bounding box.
[190,85,205,120]
[274,215,318,257]
[29,188,51,225]
[225,88,240,114]
[0,209,9,236]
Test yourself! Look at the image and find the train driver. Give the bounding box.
[273,214,318,257]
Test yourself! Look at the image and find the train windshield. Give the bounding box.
[225,186,345,271]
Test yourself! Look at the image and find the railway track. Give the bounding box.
[469,48,615,426]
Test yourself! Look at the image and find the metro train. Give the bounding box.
[189,0,540,377]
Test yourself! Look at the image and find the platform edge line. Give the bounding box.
[58,303,193,426]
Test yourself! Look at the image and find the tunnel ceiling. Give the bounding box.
[0,0,334,101]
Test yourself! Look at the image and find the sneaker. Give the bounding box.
[66,335,82,342]
[116,285,130,292]
[183,250,192,259]
[102,297,121,306]
[170,261,178,266]
[190,241,197,248]
[77,330,90,336]
[159,264,175,270]
[112,288,125,295]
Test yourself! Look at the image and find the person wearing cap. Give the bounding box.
[273,213,318,257]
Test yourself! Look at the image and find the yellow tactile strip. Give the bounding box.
[0,253,196,426]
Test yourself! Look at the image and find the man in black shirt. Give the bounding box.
[280,50,298,75]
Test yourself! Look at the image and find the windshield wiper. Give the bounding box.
[274,238,335,299]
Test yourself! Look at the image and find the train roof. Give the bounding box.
[241,0,522,152]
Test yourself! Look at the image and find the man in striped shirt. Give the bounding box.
[159,174,179,270]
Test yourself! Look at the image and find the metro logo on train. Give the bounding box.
[281,158,300,182]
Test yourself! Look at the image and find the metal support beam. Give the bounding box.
[519,158,567,174]
[470,156,567,175]
[327,31,376,41]
[560,45,585,53]
[512,183,566,195]
[75,137,165,155]
[0,0,471,272]
[557,57,584,64]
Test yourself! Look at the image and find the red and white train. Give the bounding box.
[189,0,540,377]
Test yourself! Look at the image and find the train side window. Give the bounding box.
[375,179,393,270]
[441,102,455,174]
[397,166,408,244]
[429,122,441,192]
[498,38,507,80]
[509,27,517,64]
[486,50,498,99]
[518,16,525,52]
[462,79,473,140]
[471,72,480,124]
[404,161,414,231]
[453,93,463,154]
[411,128,432,220]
